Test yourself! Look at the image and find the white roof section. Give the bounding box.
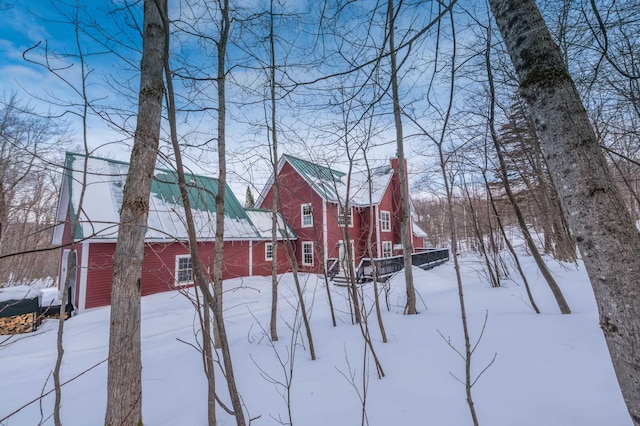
[347,166,394,207]
[245,209,297,240]
[412,222,428,238]
[53,153,276,243]
[0,286,43,303]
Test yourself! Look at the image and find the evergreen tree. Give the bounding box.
[245,186,255,208]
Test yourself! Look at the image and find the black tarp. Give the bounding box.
[0,296,40,318]
[40,302,73,317]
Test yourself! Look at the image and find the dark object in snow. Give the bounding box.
[0,296,40,334]
[40,302,74,318]
[0,296,40,318]
[0,288,73,334]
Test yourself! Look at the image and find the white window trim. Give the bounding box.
[301,203,313,228]
[175,254,194,286]
[302,241,314,266]
[380,210,391,232]
[265,242,274,261]
[338,205,353,227]
[382,241,392,258]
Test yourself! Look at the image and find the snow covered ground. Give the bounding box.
[0,253,632,425]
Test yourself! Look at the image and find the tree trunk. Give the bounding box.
[365,156,387,343]
[105,1,165,424]
[484,173,540,314]
[161,4,220,420]
[488,1,640,423]
[484,13,571,314]
[213,0,247,422]
[269,0,279,342]
[463,178,500,288]
[387,0,416,314]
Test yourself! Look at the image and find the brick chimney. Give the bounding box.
[389,157,410,248]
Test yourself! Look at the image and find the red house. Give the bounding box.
[52,153,294,313]
[256,154,428,275]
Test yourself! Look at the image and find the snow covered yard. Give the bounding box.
[0,254,632,425]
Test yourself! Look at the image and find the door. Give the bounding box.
[60,249,77,314]
[338,240,355,273]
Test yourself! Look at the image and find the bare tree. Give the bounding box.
[386,0,417,315]
[0,96,62,285]
[267,0,280,343]
[484,17,571,314]
[105,0,166,424]
[434,10,480,423]
[488,0,640,422]
[160,4,220,422]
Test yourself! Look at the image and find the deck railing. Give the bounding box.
[326,258,339,280]
[410,248,450,269]
[351,248,450,283]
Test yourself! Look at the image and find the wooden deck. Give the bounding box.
[329,248,450,285]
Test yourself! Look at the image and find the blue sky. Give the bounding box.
[0,0,450,198]
[1,0,144,158]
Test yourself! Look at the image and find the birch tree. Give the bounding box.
[488,0,640,422]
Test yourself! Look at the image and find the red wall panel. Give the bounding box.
[83,239,289,309]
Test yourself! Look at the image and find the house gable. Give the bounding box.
[256,154,428,273]
[54,152,264,243]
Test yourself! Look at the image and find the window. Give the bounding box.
[265,243,274,261]
[302,242,314,266]
[338,205,353,227]
[382,241,392,258]
[175,255,193,285]
[301,204,313,227]
[380,211,391,232]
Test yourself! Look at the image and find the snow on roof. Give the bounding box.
[412,222,428,238]
[40,288,61,308]
[283,154,393,207]
[347,165,394,206]
[0,286,43,303]
[55,153,272,242]
[245,209,297,240]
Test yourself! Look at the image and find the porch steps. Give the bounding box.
[331,272,392,286]
[331,274,352,287]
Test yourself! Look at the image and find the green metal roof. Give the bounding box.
[61,152,260,241]
[151,170,246,220]
[283,154,346,201]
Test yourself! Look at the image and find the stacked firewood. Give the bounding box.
[0,312,38,334]
[41,309,69,321]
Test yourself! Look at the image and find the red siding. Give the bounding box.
[412,234,425,250]
[324,202,365,264]
[83,239,288,310]
[259,157,419,270]
[356,206,376,259]
[222,241,250,278]
[260,162,326,273]
[388,158,415,255]
[85,242,116,309]
[251,241,292,276]
[377,176,396,256]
